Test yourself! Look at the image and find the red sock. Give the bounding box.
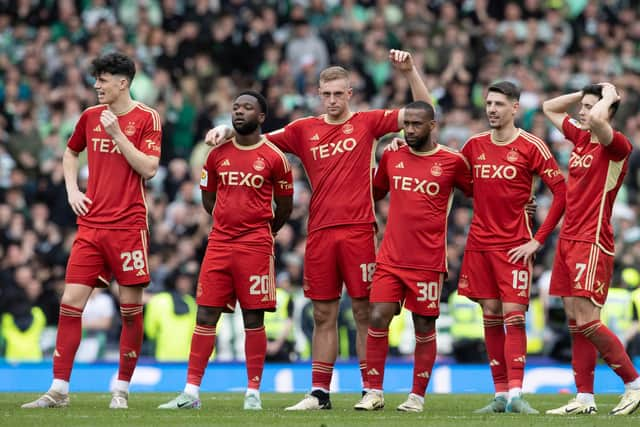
[245,326,267,390]
[483,314,508,392]
[569,319,596,393]
[359,361,369,390]
[187,324,216,386]
[581,320,639,383]
[411,330,437,397]
[504,311,526,389]
[53,304,83,381]
[118,303,143,382]
[365,327,388,390]
[311,361,334,390]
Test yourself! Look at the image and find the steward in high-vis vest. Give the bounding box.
[1,306,46,361]
[449,290,485,363]
[265,287,297,362]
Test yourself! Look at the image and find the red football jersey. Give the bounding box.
[265,110,400,232]
[461,129,564,250]
[67,102,162,230]
[559,116,632,254]
[200,137,293,253]
[374,144,472,271]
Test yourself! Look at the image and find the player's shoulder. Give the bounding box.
[262,139,291,170]
[286,115,319,128]
[439,145,471,167]
[518,129,553,159]
[82,104,107,117]
[132,102,162,129]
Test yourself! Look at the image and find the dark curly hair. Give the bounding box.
[90,52,136,84]
[582,84,620,118]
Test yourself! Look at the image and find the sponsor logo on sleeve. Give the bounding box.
[200,169,208,186]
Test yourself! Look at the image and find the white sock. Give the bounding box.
[114,380,129,393]
[409,393,424,404]
[311,387,329,394]
[184,383,200,398]
[576,393,595,404]
[508,388,522,401]
[495,391,508,400]
[245,388,259,397]
[50,379,69,395]
[626,377,640,390]
[369,388,383,395]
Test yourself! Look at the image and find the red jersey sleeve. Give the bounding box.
[454,154,473,197]
[272,153,294,197]
[529,140,566,245]
[67,110,89,152]
[138,109,162,157]
[200,148,218,192]
[365,109,400,137]
[562,115,587,147]
[605,131,632,161]
[265,122,300,155]
[373,151,390,200]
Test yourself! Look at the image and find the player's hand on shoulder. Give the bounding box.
[389,49,414,72]
[67,189,93,216]
[100,109,121,137]
[385,137,406,152]
[205,125,232,147]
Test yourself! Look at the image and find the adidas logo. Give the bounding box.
[574,282,582,290]
[477,153,486,160]
[94,124,102,132]
[123,351,138,359]
[428,302,437,309]
[517,290,527,297]
[251,376,261,382]
[221,159,231,166]
[395,161,405,169]
[136,269,146,277]
[367,368,380,376]
[513,355,526,363]
[489,359,500,367]
[54,349,61,357]
[261,295,271,302]
[310,134,319,141]
[416,371,430,379]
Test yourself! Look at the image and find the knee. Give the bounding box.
[351,300,369,325]
[369,307,391,330]
[196,307,220,326]
[313,307,337,329]
[243,310,264,329]
[480,300,502,316]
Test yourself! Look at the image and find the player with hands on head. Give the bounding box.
[543,82,640,416]
[158,91,293,411]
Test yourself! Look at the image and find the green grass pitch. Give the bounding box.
[2,393,637,426]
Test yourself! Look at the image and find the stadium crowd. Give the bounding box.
[1,0,640,363]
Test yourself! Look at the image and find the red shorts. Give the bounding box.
[549,239,613,307]
[303,224,376,300]
[459,250,532,305]
[370,263,444,317]
[66,226,150,287]
[197,243,276,311]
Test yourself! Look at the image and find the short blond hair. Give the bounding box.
[319,66,350,84]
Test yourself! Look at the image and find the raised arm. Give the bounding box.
[389,50,432,127]
[587,83,620,146]
[542,91,582,131]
